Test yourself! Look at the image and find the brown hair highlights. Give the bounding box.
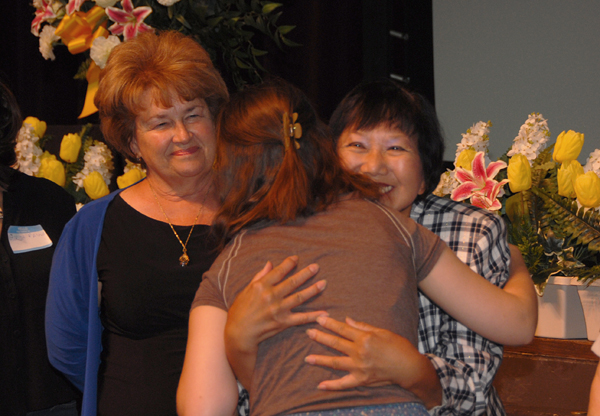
[94,30,229,162]
[213,79,379,243]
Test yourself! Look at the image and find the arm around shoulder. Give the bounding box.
[418,244,537,346]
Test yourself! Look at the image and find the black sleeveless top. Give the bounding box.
[96,194,218,416]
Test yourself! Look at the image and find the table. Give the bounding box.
[494,337,598,416]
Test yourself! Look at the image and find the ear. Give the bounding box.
[417,174,427,196]
[129,136,140,159]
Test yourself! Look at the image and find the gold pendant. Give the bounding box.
[179,252,190,267]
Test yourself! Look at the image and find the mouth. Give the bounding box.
[172,146,199,156]
[379,184,393,194]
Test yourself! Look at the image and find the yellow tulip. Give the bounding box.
[59,133,82,163]
[553,130,584,163]
[574,171,600,208]
[455,149,477,170]
[507,153,531,192]
[557,160,584,198]
[37,153,66,187]
[117,168,145,189]
[83,171,109,200]
[23,116,47,138]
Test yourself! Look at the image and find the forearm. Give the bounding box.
[224,321,257,389]
[397,352,442,409]
[420,247,536,345]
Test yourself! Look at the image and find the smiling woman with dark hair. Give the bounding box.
[177,79,536,416]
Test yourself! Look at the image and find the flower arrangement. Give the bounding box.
[31,0,296,117]
[435,114,600,289]
[16,117,145,207]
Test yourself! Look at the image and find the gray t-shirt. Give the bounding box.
[193,197,445,416]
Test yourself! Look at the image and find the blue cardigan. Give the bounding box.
[46,189,122,416]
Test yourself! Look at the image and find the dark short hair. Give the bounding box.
[95,30,229,162]
[329,78,445,199]
[213,79,379,243]
[0,81,21,167]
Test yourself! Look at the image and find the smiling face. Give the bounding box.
[337,125,426,216]
[132,90,216,186]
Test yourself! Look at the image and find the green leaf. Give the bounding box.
[262,3,282,14]
[207,16,224,27]
[235,57,252,69]
[277,25,295,35]
[251,47,268,56]
[280,36,302,47]
[175,14,193,30]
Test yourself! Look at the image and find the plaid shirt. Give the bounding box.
[411,195,510,416]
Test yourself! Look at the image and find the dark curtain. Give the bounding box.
[0,1,431,125]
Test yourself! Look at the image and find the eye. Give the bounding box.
[389,145,406,152]
[347,142,365,149]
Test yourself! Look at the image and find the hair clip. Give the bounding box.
[282,111,302,150]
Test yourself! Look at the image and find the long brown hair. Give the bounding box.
[213,79,379,244]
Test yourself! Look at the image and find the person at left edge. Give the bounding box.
[0,80,79,415]
[44,31,229,416]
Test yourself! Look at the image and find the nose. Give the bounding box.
[360,150,388,176]
[173,120,192,143]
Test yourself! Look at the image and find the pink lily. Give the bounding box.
[66,0,87,15]
[451,151,509,211]
[105,0,153,41]
[31,0,58,36]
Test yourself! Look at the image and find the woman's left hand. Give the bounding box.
[305,316,442,409]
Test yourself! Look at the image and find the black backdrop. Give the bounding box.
[0,0,433,127]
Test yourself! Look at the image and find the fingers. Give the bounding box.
[304,354,352,372]
[261,256,300,286]
[274,264,321,298]
[345,317,377,332]
[314,316,363,341]
[316,374,360,391]
[306,327,353,354]
[251,261,273,283]
[279,277,325,310]
[286,310,329,327]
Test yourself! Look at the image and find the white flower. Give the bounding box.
[15,125,44,176]
[433,170,460,197]
[507,113,551,165]
[72,141,114,190]
[584,149,600,176]
[90,35,121,69]
[33,0,45,8]
[455,121,491,162]
[39,24,59,60]
[94,0,119,7]
[123,159,146,174]
[157,0,181,5]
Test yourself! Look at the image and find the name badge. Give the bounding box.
[8,225,53,254]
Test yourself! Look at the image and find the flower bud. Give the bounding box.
[59,133,82,163]
[117,168,145,189]
[553,130,584,163]
[37,153,65,187]
[23,116,47,138]
[558,160,584,198]
[507,153,532,192]
[455,149,477,170]
[83,171,109,200]
[574,171,600,208]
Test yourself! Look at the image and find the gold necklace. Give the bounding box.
[149,182,207,267]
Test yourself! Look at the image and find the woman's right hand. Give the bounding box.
[224,256,327,388]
